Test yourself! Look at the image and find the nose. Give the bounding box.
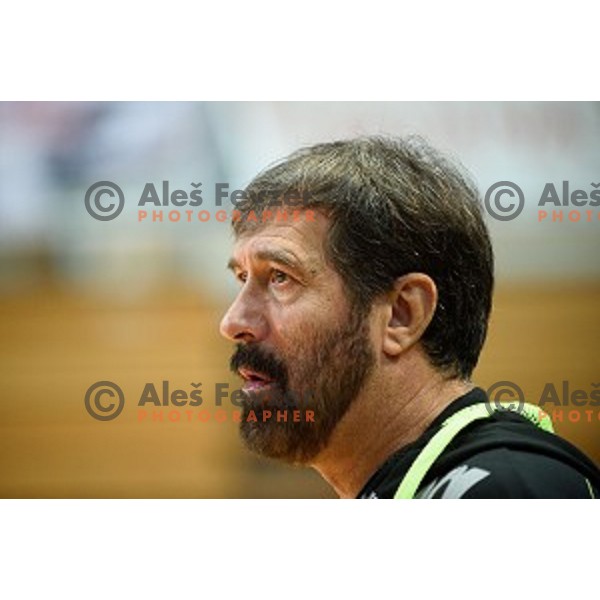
[219,286,268,343]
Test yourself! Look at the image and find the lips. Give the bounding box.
[238,367,276,391]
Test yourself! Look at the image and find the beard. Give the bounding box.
[229,307,375,464]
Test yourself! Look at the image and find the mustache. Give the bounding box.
[229,343,288,384]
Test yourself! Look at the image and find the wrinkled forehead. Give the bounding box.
[231,210,331,267]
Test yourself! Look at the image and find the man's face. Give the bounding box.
[220,212,376,464]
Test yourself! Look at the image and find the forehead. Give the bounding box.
[231,211,331,265]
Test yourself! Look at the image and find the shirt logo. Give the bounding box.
[416,465,490,499]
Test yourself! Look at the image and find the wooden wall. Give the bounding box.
[0,282,598,498]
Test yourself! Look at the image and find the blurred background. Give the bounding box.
[0,101,598,498]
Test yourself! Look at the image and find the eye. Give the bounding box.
[270,269,290,285]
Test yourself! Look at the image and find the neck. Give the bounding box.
[310,355,473,498]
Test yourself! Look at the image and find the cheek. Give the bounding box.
[269,305,324,352]
[269,281,350,349]
[267,306,294,349]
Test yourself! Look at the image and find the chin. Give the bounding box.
[239,418,325,465]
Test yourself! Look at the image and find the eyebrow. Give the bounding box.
[227,248,306,274]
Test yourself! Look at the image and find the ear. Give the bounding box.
[382,273,438,357]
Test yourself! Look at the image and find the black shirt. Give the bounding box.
[357,387,600,499]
